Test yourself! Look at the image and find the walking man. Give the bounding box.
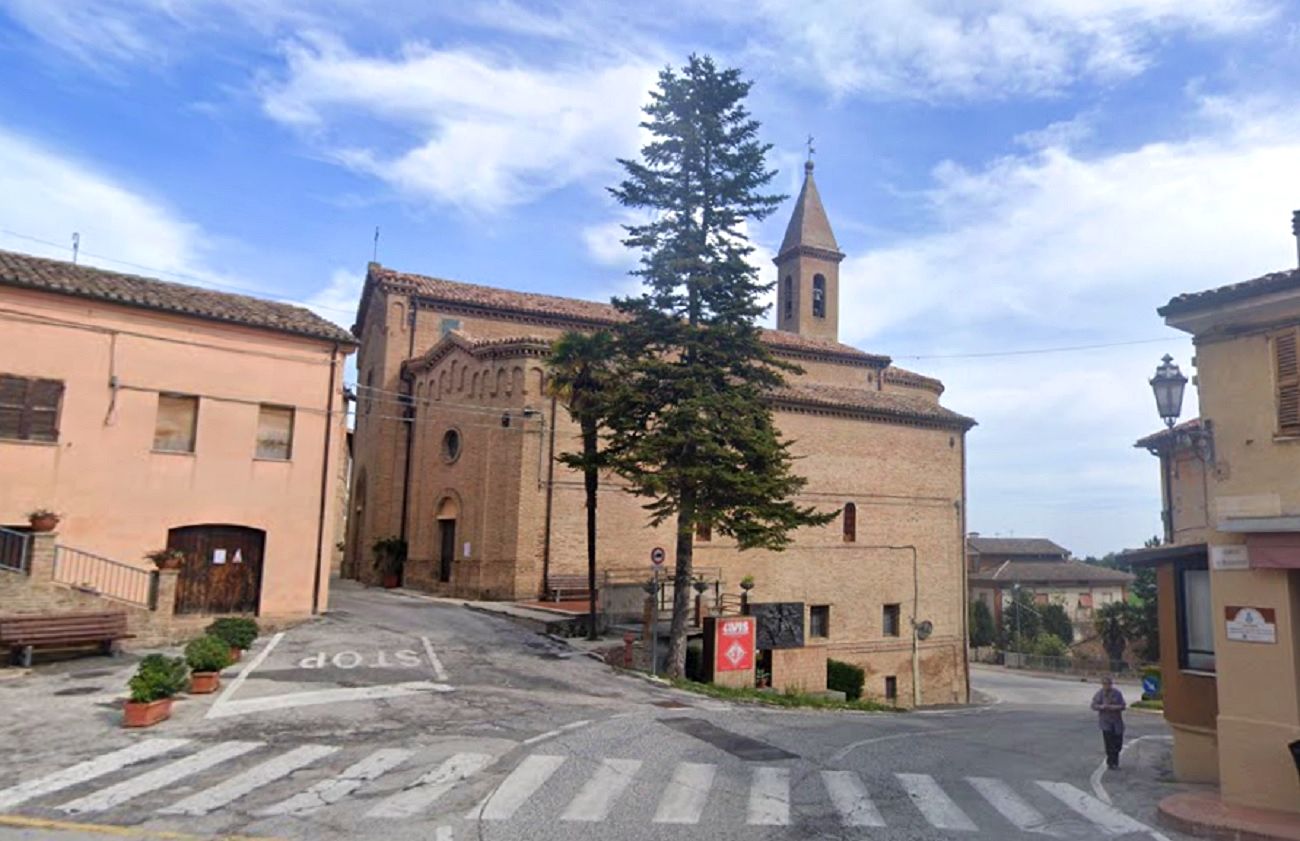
[1091,676,1127,769]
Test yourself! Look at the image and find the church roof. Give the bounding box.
[777,162,842,261]
[362,264,890,368]
[771,382,975,430]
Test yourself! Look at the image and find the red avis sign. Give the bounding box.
[715,616,755,672]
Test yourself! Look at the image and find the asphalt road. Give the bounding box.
[0,582,1197,841]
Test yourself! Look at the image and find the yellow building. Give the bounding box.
[345,163,976,707]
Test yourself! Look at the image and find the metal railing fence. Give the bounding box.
[53,545,157,609]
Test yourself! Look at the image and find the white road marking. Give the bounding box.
[205,681,453,719]
[259,748,413,816]
[830,728,969,762]
[560,758,640,822]
[59,742,261,814]
[521,719,593,746]
[747,767,789,826]
[897,772,977,831]
[653,762,715,824]
[206,632,283,719]
[420,636,449,681]
[968,776,1059,836]
[1037,781,1151,836]
[469,754,566,820]
[821,770,885,827]
[0,740,190,810]
[158,745,338,816]
[366,753,494,819]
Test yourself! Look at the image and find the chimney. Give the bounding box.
[1293,210,1300,268]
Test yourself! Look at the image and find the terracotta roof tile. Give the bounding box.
[0,249,354,344]
[967,537,1069,557]
[1159,268,1300,317]
[968,559,1134,586]
[1134,418,1201,450]
[770,381,975,429]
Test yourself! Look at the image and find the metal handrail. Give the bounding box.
[0,527,30,574]
[53,545,157,609]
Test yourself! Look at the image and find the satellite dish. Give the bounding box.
[916,620,934,641]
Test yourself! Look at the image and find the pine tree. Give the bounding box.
[969,599,995,648]
[605,55,835,677]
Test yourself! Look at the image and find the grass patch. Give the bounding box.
[669,678,901,713]
[1132,698,1164,711]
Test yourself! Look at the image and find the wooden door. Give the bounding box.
[169,525,264,615]
[438,520,455,583]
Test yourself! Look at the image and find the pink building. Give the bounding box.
[0,249,354,622]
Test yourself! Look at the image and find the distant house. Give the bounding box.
[966,535,1134,631]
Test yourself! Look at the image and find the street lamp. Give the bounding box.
[1149,354,1187,429]
[1146,355,1215,543]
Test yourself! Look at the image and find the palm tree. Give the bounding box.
[548,330,616,640]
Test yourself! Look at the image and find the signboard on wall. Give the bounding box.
[1224,606,1276,643]
[750,602,805,650]
[1209,545,1250,571]
[714,616,755,672]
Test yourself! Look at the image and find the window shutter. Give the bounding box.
[0,376,23,440]
[1277,331,1300,435]
[25,379,63,442]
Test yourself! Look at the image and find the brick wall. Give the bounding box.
[771,644,828,693]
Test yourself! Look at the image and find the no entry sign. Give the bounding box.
[650,547,666,567]
[714,616,755,672]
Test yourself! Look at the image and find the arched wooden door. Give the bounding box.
[168,524,265,615]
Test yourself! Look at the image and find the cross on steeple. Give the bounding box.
[805,134,815,164]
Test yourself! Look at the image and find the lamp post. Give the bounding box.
[1147,355,1215,543]
[1149,354,1187,430]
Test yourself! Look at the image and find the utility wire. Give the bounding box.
[889,337,1174,361]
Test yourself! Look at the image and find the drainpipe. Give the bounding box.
[541,393,558,596]
[398,302,418,550]
[311,343,340,615]
[959,432,970,704]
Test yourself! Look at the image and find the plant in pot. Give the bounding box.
[144,548,186,571]
[184,634,232,694]
[124,654,188,728]
[205,617,258,663]
[372,536,407,589]
[27,508,60,533]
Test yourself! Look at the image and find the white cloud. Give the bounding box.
[305,266,365,329]
[737,0,1274,99]
[258,35,659,214]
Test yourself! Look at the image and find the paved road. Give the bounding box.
[0,582,1195,841]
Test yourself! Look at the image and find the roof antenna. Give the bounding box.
[372,226,380,263]
[71,232,80,265]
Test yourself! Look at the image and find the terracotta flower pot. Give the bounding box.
[228,647,242,664]
[155,557,182,571]
[189,672,220,694]
[123,697,173,728]
[28,514,59,533]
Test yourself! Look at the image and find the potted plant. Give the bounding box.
[144,548,186,571]
[739,575,755,592]
[184,635,232,694]
[206,617,258,662]
[124,654,188,727]
[27,509,60,532]
[372,537,407,589]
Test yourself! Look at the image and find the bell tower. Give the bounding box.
[774,159,844,342]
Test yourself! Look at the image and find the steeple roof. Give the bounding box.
[778,161,842,259]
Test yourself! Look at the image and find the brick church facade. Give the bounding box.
[344,162,976,705]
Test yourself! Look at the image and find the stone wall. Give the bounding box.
[771,645,828,693]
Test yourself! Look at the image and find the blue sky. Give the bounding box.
[3,0,1299,556]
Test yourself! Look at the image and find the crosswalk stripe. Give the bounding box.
[1037,781,1150,836]
[158,745,338,816]
[0,740,190,811]
[747,767,790,826]
[260,749,413,816]
[59,742,261,814]
[469,754,566,820]
[897,772,977,831]
[821,770,885,827]
[561,759,640,822]
[652,762,715,824]
[366,753,494,819]
[968,776,1058,836]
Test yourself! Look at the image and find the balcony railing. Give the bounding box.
[53,546,157,609]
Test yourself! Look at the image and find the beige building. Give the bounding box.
[345,162,976,706]
[0,249,354,623]
[1126,218,1300,816]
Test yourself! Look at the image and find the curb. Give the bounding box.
[1157,792,1300,841]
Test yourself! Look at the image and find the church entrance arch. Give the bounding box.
[436,496,460,583]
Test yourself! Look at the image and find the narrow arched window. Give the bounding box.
[783,276,793,321]
[813,274,826,318]
[696,521,711,542]
[843,502,856,542]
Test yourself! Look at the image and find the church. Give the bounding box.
[344,161,976,706]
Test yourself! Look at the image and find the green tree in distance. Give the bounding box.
[969,600,995,648]
[605,55,836,676]
[1040,602,1075,645]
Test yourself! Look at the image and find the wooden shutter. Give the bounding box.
[0,375,62,441]
[0,376,23,440]
[1277,331,1300,435]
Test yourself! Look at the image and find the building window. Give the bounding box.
[1176,563,1215,672]
[812,274,826,318]
[442,428,462,463]
[256,405,294,460]
[810,605,830,638]
[1274,330,1299,435]
[883,603,901,637]
[440,318,462,337]
[783,276,792,320]
[0,375,63,443]
[153,394,198,453]
[842,502,856,542]
[695,521,711,542]
[884,675,898,701]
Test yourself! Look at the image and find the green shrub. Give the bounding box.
[827,659,865,700]
[1041,603,1075,645]
[1032,633,1070,658]
[185,635,233,673]
[128,654,188,703]
[969,599,995,647]
[205,617,258,650]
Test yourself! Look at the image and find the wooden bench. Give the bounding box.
[546,575,595,603]
[0,611,131,667]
